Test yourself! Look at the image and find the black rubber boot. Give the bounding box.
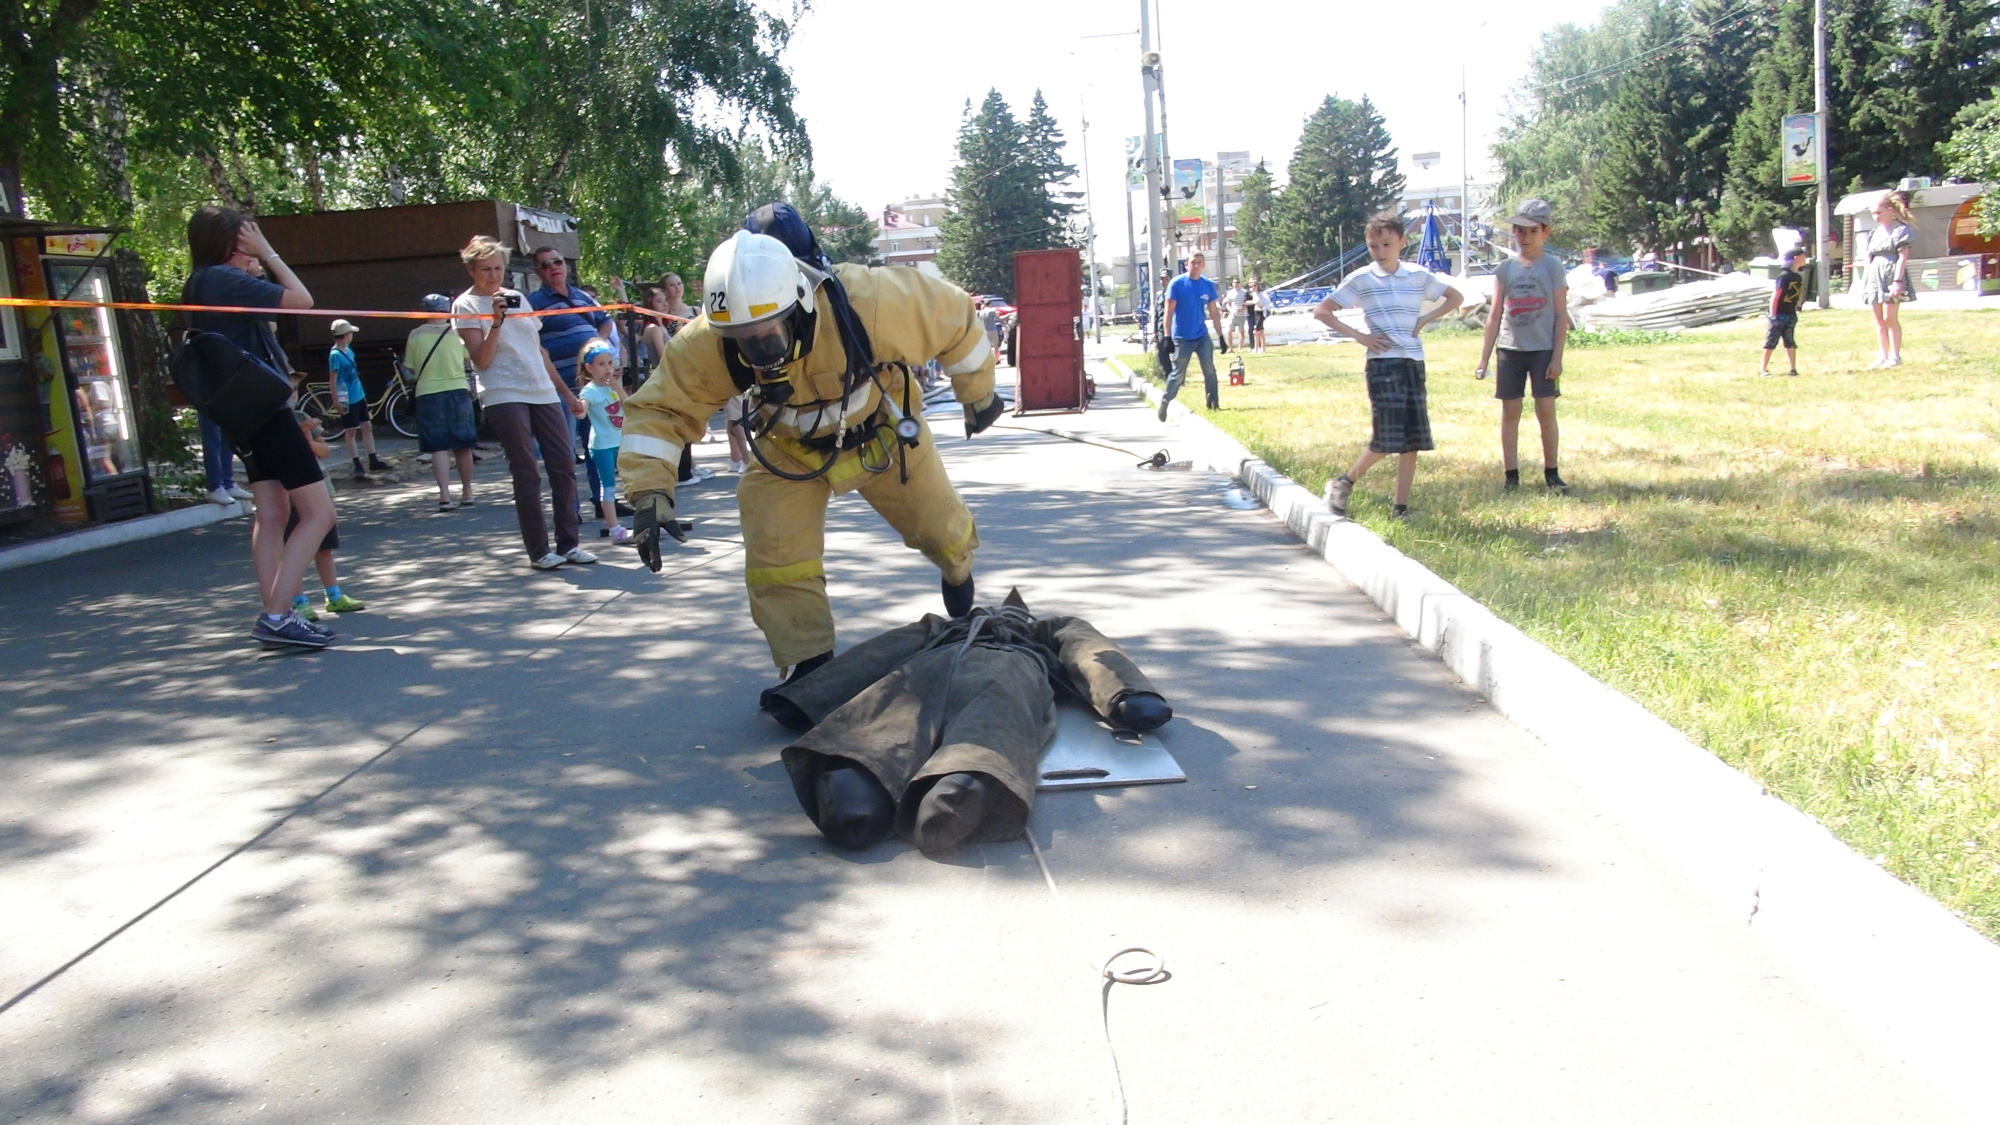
[1107,690,1173,732]
[911,772,993,854]
[942,575,975,618]
[759,651,831,732]
[812,765,896,849]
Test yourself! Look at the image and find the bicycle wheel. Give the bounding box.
[302,384,346,441]
[384,385,418,439]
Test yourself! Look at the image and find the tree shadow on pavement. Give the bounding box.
[0,425,1538,1122]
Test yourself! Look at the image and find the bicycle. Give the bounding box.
[302,360,417,440]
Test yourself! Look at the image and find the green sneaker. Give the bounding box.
[291,597,321,622]
[325,593,367,613]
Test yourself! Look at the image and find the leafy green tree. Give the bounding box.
[1943,97,2000,235]
[3,0,807,288]
[687,139,877,273]
[1493,0,1652,247]
[1270,95,1403,276]
[938,90,1074,299]
[1235,160,1276,280]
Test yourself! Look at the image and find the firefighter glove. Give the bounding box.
[962,392,1004,438]
[631,490,685,573]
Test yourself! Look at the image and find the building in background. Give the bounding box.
[871,197,946,269]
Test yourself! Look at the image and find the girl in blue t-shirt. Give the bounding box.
[576,341,633,543]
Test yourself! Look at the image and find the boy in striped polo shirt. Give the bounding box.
[1313,210,1464,519]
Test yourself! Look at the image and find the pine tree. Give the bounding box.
[1235,160,1276,281]
[1878,0,2000,180]
[1270,95,1404,276]
[1716,0,1815,258]
[1023,90,1082,240]
[1589,0,1718,254]
[1827,0,1901,191]
[937,90,1046,300]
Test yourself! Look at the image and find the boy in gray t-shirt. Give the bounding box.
[1476,197,1571,492]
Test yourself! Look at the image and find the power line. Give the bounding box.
[1527,0,1771,93]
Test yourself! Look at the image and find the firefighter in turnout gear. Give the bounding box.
[620,213,1004,717]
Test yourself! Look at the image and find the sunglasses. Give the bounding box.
[535,258,565,270]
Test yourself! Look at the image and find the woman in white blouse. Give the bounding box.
[453,236,594,570]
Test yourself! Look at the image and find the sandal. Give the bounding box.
[437,499,458,512]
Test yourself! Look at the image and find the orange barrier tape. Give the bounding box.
[0,295,693,323]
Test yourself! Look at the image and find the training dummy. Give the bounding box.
[620,204,1005,717]
[764,590,1174,854]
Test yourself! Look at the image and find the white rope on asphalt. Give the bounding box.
[1025,829,1168,1125]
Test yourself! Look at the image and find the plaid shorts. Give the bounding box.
[1365,358,1434,454]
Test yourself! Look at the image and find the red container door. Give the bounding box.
[1012,249,1084,413]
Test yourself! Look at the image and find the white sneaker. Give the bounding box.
[225,484,253,500]
[207,488,235,506]
[729,460,748,474]
[563,547,599,564]
[531,552,566,570]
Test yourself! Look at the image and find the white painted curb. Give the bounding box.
[0,500,248,574]
[1099,354,2000,1124]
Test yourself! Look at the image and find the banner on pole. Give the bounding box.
[1172,159,1205,225]
[1781,113,1819,187]
[1125,135,1162,190]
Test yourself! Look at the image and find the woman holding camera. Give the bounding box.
[184,205,336,649]
[452,236,592,570]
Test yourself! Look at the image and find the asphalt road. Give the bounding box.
[0,382,1967,1123]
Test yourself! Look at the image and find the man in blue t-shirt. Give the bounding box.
[1156,252,1228,422]
[527,246,613,497]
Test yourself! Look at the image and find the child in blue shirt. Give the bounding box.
[576,340,633,543]
[328,319,389,478]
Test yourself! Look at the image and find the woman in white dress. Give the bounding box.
[1856,192,1914,368]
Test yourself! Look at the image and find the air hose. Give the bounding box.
[985,421,1189,471]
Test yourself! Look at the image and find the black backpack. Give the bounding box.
[171,332,294,448]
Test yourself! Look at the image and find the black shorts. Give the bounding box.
[1364,358,1434,454]
[1763,313,1798,351]
[285,503,338,552]
[1251,310,1267,331]
[240,409,326,491]
[341,400,369,430]
[1495,349,1559,401]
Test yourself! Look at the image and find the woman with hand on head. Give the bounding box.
[452,236,594,571]
[183,205,335,650]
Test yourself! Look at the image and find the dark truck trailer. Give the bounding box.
[255,201,581,400]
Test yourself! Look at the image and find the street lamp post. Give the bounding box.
[1139,0,1165,343]
[1079,96,1104,343]
[1813,0,1832,309]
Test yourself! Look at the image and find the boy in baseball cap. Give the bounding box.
[1475,198,1570,492]
[328,318,389,477]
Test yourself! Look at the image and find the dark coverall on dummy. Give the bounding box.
[766,591,1174,854]
[618,265,997,671]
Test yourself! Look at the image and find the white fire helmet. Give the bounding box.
[702,230,816,368]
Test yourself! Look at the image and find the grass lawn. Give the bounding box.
[1122,306,2000,940]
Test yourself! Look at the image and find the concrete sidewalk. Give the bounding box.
[0,385,1968,1124]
